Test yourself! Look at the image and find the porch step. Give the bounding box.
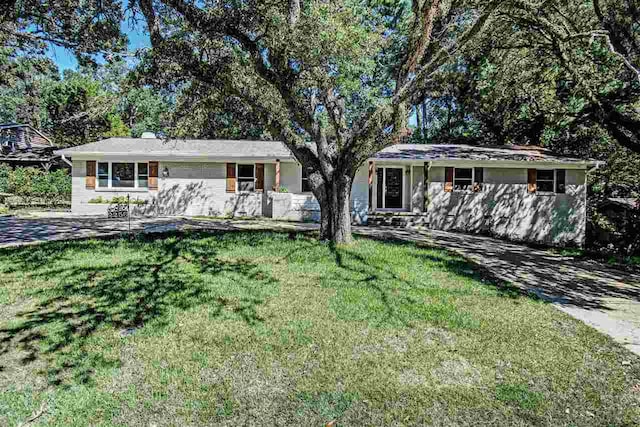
[367,213,429,228]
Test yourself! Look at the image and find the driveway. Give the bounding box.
[1,215,639,355]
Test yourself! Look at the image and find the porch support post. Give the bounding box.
[410,165,414,212]
[368,161,375,212]
[423,162,430,212]
[275,159,281,192]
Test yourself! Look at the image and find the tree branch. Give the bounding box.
[352,0,502,146]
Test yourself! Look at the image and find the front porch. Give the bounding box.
[367,161,429,214]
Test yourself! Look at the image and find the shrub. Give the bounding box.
[88,196,147,205]
[4,166,71,206]
[0,164,10,193]
[88,196,106,204]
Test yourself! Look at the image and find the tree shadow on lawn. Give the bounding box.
[357,233,541,292]
[0,231,285,387]
[357,227,640,310]
[326,236,523,329]
[0,229,524,389]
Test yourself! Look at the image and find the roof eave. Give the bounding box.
[54,151,296,161]
[370,157,599,168]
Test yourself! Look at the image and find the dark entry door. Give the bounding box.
[385,168,403,209]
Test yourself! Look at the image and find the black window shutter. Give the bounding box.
[473,167,483,191]
[556,169,566,194]
[376,168,384,209]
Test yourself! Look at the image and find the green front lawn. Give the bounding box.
[0,232,638,426]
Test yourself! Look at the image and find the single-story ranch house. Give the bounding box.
[57,137,599,246]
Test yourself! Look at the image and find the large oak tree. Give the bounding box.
[134,0,502,243]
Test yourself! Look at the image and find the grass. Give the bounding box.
[0,231,639,426]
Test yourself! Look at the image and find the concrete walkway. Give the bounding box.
[1,215,639,355]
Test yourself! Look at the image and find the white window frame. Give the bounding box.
[453,167,475,192]
[95,161,149,190]
[137,162,149,189]
[236,163,256,193]
[536,169,556,193]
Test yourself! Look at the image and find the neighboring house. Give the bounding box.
[56,137,599,246]
[0,123,68,170]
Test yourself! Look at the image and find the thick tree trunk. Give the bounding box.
[316,173,353,244]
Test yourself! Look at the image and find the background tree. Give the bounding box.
[474,0,640,154]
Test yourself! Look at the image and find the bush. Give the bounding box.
[0,164,10,193]
[88,196,147,205]
[4,166,71,206]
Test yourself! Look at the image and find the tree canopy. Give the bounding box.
[132,0,503,241]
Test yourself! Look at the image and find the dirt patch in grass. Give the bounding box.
[432,358,482,387]
[351,343,385,360]
[398,369,426,386]
[383,334,409,353]
[423,327,456,346]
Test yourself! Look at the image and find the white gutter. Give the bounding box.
[60,154,73,167]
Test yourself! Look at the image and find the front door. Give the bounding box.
[384,168,403,209]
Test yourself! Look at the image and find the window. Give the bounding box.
[95,162,149,189]
[301,168,312,192]
[237,164,255,192]
[98,162,109,188]
[138,163,149,188]
[112,163,135,188]
[536,169,555,192]
[454,168,473,191]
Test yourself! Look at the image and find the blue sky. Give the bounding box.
[47,19,150,71]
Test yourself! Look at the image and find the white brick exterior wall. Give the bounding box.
[71,158,588,245]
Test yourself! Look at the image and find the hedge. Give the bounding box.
[0,164,71,206]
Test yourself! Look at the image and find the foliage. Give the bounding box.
[4,167,70,206]
[118,86,170,138]
[41,71,117,146]
[0,55,58,126]
[0,49,171,146]
[88,196,147,205]
[0,1,125,66]
[0,163,10,193]
[416,0,640,155]
[0,1,127,142]
[0,232,638,425]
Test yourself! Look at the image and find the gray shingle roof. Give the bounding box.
[56,138,295,159]
[57,138,597,165]
[374,144,597,164]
